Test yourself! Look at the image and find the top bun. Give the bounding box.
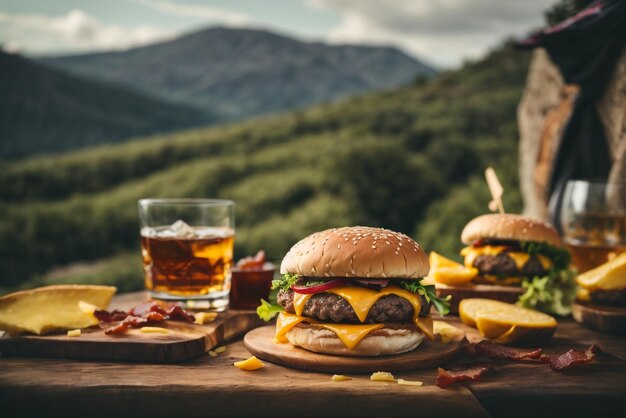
[280,226,429,279]
[461,214,563,247]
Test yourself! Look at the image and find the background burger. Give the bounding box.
[434,214,575,315]
[257,226,449,356]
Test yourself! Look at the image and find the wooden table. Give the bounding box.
[1,293,625,418]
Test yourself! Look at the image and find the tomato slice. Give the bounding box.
[291,279,347,294]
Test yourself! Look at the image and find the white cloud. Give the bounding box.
[0,8,173,55]
[133,0,251,25]
[308,0,554,67]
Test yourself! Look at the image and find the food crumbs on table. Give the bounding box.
[194,312,218,325]
[234,356,265,371]
[215,346,226,354]
[140,326,170,334]
[370,371,395,382]
[208,350,218,357]
[397,379,423,387]
[67,329,81,337]
[331,374,352,381]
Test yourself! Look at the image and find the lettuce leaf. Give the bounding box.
[271,273,299,292]
[256,298,284,321]
[517,269,577,316]
[400,280,451,316]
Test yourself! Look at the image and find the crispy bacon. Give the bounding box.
[436,367,488,388]
[164,305,196,323]
[96,301,195,334]
[93,309,128,322]
[472,340,542,361]
[102,316,148,335]
[540,345,599,371]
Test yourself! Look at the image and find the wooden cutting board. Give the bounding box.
[244,325,466,373]
[0,292,265,363]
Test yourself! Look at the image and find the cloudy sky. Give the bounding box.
[0,0,555,68]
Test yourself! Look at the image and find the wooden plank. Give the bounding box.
[0,338,491,418]
[572,301,626,334]
[0,292,264,363]
[244,325,465,373]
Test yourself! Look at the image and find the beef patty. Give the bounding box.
[277,288,430,323]
[590,288,626,307]
[472,253,547,277]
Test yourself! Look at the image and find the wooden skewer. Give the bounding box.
[485,167,505,214]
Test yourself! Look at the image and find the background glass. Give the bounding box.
[138,198,235,311]
[559,180,626,273]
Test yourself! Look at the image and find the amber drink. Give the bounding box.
[560,180,626,273]
[138,199,235,311]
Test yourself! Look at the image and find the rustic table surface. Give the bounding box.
[1,292,625,418]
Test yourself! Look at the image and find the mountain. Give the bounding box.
[0,51,213,158]
[0,42,529,290]
[40,27,436,120]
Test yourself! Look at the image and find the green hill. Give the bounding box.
[0,51,213,158]
[41,27,436,121]
[0,42,529,292]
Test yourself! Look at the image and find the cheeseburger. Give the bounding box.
[436,214,575,315]
[260,226,449,356]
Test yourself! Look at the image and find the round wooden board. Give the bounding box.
[572,301,626,334]
[244,325,466,373]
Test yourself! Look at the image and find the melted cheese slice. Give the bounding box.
[275,312,385,349]
[461,246,553,271]
[285,285,434,346]
[319,323,385,349]
[293,292,313,316]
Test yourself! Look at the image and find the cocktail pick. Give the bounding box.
[485,167,505,214]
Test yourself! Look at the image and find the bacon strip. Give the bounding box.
[473,340,542,361]
[96,302,195,335]
[102,316,148,335]
[93,309,128,322]
[165,305,196,323]
[436,367,488,388]
[540,345,599,371]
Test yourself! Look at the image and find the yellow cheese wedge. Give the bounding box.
[433,320,465,343]
[577,252,626,291]
[234,356,265,371]
[331,374,352,382]
[459,298,557,345]
[0,285,116,335]
[432,266,478,286]
[429,251,463,269]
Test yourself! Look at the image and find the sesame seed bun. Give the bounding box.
[280,226,429,279]
[461,214,563,247]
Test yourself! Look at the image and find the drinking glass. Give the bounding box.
[138,198,235,311]
[559,180,626,273]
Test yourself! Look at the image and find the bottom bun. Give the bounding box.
[437,283,524,314]
[286,324,424,357]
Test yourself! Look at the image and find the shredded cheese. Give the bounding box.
[140,326,170,334]
[397,379,423,386]
[67,329,81,337]
[331,374,353,382]
[234,356,265,371]
[370,371,396,382]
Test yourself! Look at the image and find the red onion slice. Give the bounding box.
[291,279,347,294]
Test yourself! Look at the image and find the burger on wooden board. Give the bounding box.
[434,214,576,316]
[257,226,450,356]
[574,252,626,333]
